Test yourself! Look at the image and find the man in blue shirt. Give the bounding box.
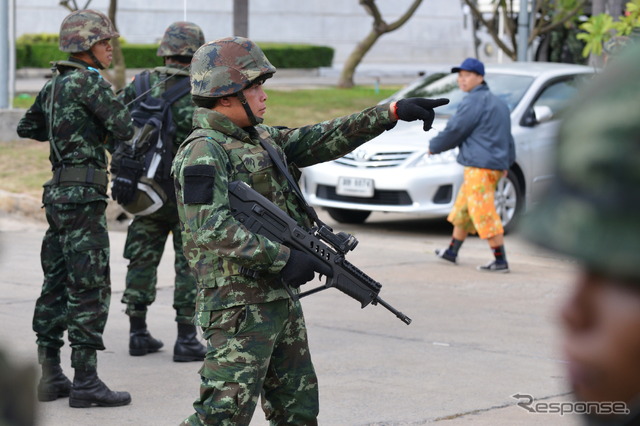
[429,58,515,272]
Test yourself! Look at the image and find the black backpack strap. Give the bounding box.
[154,77,191,181]
[132,70,151,106]
[162,77,191,105]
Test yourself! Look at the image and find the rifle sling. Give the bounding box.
[47,65,64,166]
[257,138,329,230]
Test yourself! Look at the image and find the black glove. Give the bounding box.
[395,97,450,131]
[281,249,332,288]
[111,158,142,206]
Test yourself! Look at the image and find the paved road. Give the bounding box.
[0,209,583,425]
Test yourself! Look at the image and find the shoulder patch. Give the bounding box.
[183,164,216,204]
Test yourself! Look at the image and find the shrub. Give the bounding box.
[120,44,163,68]
[28,43,67,67]
[16,36,334,69]
[259,43,334,69]
[16,33,59,43]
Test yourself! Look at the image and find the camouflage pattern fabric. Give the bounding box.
[603,35,631,57]
[17,57,132,369]
[118,64,198,323]
[172,103,394,424]
[521,41,640,281]
[190,37,276,98]
[179,299,317,426]
[120,199,197,324]
[156,21,205,57]
[33,201,111,370]
[603,29,640,58]
[173,104,394,315]
[18,58,133,204]
[58,9,119,53]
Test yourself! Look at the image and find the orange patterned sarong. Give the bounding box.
[447,167,504,239]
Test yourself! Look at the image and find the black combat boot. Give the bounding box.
[68,368,131,408]
[173,323,207,362]
[129,316,164,356]
[37,362,72,402]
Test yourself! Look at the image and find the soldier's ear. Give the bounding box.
[218,97,233,107]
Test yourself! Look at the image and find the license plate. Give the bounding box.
[336,177,374,198]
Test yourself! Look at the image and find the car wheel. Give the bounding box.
[494,173,522,234]
[326,208,371,224]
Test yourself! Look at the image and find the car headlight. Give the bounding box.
[409,148,459,167]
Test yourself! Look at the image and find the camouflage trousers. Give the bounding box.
[33,201,111,370]
[121,199,197,324]
[181,299,319,426]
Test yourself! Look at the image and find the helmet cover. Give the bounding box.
[59,9,119,53]
[190,36,276,98]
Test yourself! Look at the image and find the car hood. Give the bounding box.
[360,117,449,153]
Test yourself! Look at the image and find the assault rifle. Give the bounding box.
[228,180,412,325]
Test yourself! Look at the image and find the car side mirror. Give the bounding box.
[533,105,554,124]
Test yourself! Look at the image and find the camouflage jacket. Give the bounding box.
[173,105,394,320]
[17,58,133,204]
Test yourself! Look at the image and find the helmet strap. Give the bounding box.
[236,90,263,126]
[88,50,105,70]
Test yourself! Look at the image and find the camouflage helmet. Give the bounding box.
[521,41,640,281]
[190,36,276,98]
[59,9,119,53]
[120,176,167,216]
[156,21,205,57]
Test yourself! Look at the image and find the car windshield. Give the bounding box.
[388,72,535,116]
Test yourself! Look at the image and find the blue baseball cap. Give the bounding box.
[451,57,485,76]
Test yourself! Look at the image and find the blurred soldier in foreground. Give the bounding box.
[173,36,448,425]
[522,41,640,425]
[116,21,207,362]
[16,10,133,408]
[0,348,36,425]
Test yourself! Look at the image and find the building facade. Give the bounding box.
[16,0,475,67]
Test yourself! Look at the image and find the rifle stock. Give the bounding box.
[228,180,412,325]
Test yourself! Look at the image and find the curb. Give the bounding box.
[0,190,44,222]
[0,189,131,228]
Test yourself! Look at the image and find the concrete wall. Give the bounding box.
[0,109,24,142]
[15,0,475,66]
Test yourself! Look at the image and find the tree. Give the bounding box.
[107,0,126,90]
[234,0,249,37]
[59,0,92,11]
[462,0,587,62]
[578,0,639,60]
[338,0,423,88]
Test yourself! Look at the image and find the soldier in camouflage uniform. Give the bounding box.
[172,36,448,425]
[16,9,133,408]
[116,22,207,362]
[521,40,640,424]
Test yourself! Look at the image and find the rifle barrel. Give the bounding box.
[375,297,412,325]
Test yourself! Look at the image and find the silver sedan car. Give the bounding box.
[301,62,595,231]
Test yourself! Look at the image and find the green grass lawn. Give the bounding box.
[264,86,397,127]
[6,85,400,197]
